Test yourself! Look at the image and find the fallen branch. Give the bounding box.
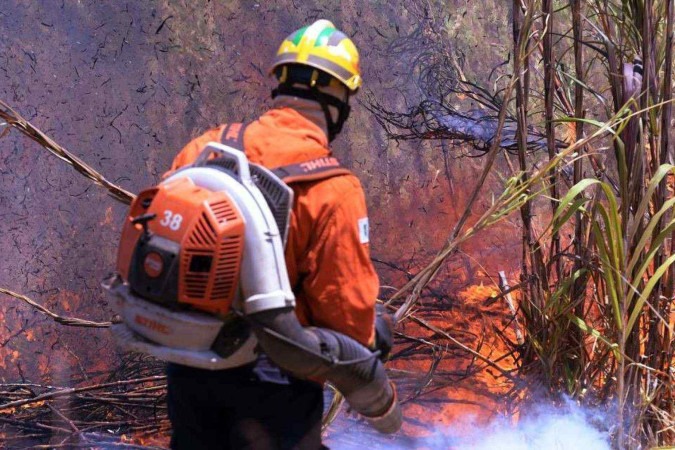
[0,375,166,411]
[0,353,168,447]
[0,99,135,205]
[401,346,445,404]
[0,287,115,329]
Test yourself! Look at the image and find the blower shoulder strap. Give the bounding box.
[219,122,352,184]
[271,157,351,184]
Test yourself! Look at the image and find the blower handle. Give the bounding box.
[131,213,156,240]
[193,143,252,184]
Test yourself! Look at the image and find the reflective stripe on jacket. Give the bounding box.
[167,108,378,346]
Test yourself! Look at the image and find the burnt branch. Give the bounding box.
[0,354,168,448]
[0,99,136,205]
[0,287,115,329]
[364,16,564,155]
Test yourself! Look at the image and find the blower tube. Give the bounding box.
[249,308,401,434]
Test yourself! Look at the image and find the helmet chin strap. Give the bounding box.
[272,84,350,142]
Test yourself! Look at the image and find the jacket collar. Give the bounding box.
[243,107,331,168]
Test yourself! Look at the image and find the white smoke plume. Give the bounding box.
[458,400,611,450]
[325,398,612,450]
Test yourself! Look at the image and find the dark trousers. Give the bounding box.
[166,363,325,450]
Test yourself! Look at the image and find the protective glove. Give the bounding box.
[373,303,394,361]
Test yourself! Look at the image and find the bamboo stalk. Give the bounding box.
[543,0,562,280]
[513,0,547,338]
[570,0,589,390]
[654,0,674,438]
[498,271,525,345]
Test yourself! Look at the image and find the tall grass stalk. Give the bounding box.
[510,0,675,447]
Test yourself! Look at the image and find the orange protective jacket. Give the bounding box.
[168,108,378,346]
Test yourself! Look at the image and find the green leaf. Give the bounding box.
[628,221,675,307]
[626,253,675,334]
[595,202,623,279]
[549,269,587,307]
[592,216,623,330]
[556,117,619,136]
[598,182,624,260]
[628,164,675,243]
[552,197,590,236]
[553,179,600,223]
[627,199,675,275]
[569,314,620,359]
[544,178,599,240]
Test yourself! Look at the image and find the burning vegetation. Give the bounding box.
[367,0,675,448]
[0,0,674,449]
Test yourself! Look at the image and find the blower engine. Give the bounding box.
[105,143,402,433]
[105,143,294,370]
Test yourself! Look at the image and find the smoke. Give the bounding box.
[326,398,612,450]
[459,400,611,450]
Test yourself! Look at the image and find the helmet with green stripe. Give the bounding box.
[270,20,362,91]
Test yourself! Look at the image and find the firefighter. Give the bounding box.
[164,20,391,450]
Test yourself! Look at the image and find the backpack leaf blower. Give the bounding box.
[104,143,401,433]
